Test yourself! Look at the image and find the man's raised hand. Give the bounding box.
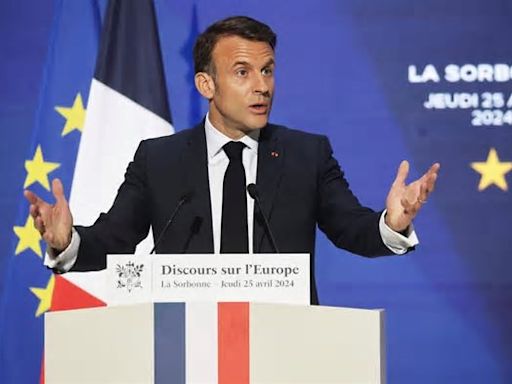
[24,178,73,252]
[385,160,440,233]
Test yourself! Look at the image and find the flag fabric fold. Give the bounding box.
[67,0,173,300]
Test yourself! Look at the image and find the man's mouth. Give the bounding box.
[249,103,269,114]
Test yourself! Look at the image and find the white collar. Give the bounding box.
[204,113,259,160]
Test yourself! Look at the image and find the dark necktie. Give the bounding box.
[220,141,248,253]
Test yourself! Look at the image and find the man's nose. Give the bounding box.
[253,73,271,95]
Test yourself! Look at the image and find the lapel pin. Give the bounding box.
[271,151,279,158]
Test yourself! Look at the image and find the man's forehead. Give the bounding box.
[212,35,274,65]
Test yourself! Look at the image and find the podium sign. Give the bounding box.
[106,253,310,305]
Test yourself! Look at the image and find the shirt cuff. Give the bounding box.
[379,210,419,255]
[44,227,80,272]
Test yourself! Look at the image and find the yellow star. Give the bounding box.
[13,214,42,257]
[30,275,55,317]
[55,93,86,136]
[471,148,512,191]
[24,145,60,190]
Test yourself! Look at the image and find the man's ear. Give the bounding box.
[194,72,215,99]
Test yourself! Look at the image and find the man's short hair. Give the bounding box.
[193,16,277,75]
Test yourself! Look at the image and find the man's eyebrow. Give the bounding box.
[231,58,275,68]
[232,60,251,68]
[262,58,275,67]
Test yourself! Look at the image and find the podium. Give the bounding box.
[45,302,385,383]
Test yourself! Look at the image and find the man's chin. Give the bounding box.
[246,115,269,130]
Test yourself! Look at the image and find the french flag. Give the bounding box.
[60,0,173,302]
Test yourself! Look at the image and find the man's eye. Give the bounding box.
[262,68,273,76]
[236,69,248,76]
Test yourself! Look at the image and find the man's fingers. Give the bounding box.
[34,216,46,234]
[428,164,440,188]
[422,162,440,183]
[418,164,439,199]
[24,189,42,205]
[29,204,40,219]
[25,190,52,224]
[51,178,67,204]
[417,182,431,204]
[428,162,441,175]
[424,174,437,196]
[393,160,409,186]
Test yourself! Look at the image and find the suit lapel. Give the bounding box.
[180,123,214,252]
[254,125,284,252]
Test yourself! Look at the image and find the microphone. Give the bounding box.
[247,183,279,253]
[150,191,193,254]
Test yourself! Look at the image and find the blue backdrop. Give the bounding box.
[1,0,511,382]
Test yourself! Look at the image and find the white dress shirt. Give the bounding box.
[45,115,418,270]
[204,115,259,254]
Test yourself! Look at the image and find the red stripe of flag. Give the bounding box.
[218,302,250,384]
[50,275,106,312]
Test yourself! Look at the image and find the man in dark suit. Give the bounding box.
[25,16,439,304]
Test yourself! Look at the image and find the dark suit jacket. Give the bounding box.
[72,122,393,304]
